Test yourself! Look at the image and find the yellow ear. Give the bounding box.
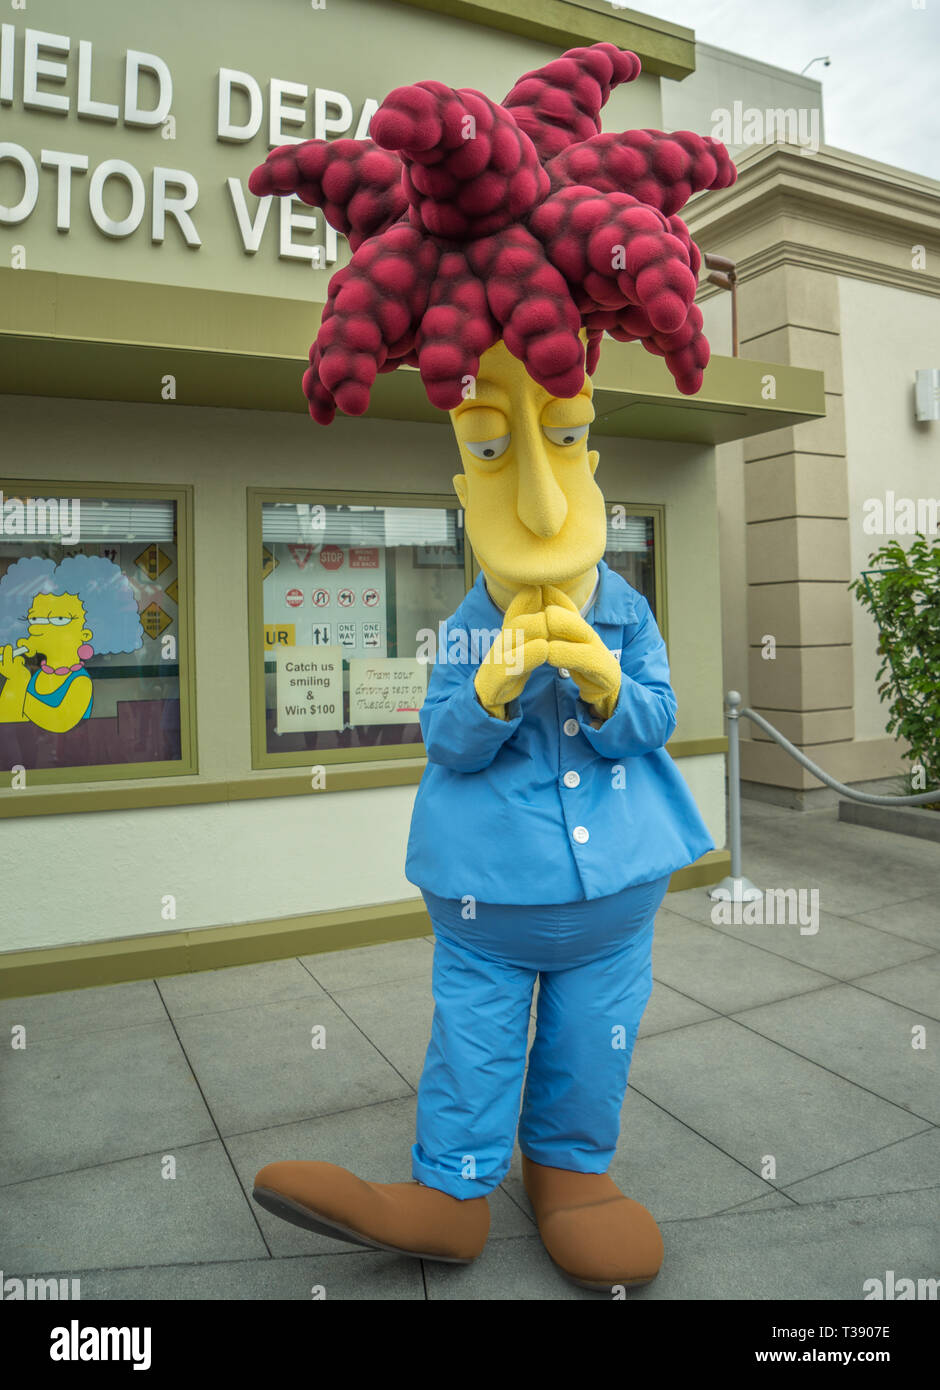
[453,473,468,508]
[588,449,599,477]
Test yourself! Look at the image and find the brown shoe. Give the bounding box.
[522,1155,663,1290]
[253,1161,490,1263]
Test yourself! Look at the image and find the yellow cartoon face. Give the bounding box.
[20,592,92,667]
[450,338,608,593]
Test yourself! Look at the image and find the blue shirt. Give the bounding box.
[405,559,715,904]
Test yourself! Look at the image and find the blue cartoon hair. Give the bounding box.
[0,554,144,654]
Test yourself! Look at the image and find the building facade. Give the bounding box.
[0,0,825,994]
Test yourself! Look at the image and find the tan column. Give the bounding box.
[738,263,855,786]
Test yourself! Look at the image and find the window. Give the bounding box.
[249,491,469,767]
[0,484,195,782]
[604,503,665,639]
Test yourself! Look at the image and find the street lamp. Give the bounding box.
[800,56,831,76]
[705,253,738,357]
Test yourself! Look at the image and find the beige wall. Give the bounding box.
[1,391,726,952]
[839,276,940,742]
[687,140,940,796]
[0,0,663,301]
[699,294,750,711]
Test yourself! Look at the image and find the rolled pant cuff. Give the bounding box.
[411,1152,504,1200]
[518,1143,613,1175]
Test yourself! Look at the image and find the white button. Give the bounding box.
[572,825,589,844]
[563,718,579,737]
[563,770,580,788]
[558,667,570,679]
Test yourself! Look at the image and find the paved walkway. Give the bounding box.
[1,802,937,1300]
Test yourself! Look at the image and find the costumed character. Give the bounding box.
[247,42,735,1289]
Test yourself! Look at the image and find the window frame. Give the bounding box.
[247,487,474,771]
[0,477,197,785]
[605,499,668,650]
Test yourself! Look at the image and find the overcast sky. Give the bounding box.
[617,0,939,180]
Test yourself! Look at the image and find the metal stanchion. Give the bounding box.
[707,689,940,902]
[708,691,761,903]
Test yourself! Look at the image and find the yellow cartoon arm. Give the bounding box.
[0,646,30,723]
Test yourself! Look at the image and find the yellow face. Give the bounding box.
[21,592,92,666]
[450,338,608,589]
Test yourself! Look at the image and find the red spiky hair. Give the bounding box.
[248,43,736,424]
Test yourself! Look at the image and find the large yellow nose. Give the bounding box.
[515,437,568,538]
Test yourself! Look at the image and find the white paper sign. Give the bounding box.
[276,644,344,732]
[348,657,427,726]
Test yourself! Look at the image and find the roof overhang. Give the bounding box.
[389,0,697,80]
[0,268,825,444]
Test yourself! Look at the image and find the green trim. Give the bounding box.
[0,477,197,784]
[669,736,727,758]
[0,270,827,445]
[0,763,428,818]
[390,0,697,79]
[0,739,721,818]
[670,847,729,892]
[0,852,729,999]
[0,898,432,1000]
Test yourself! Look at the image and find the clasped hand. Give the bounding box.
[474,584,621,722]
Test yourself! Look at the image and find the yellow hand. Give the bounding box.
[474,585,550,720]
[0,644,28,682]
[542,584,622,722]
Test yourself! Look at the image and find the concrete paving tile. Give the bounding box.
[651,910,833,1013]
[637,1189,940,1300]
[730,817,940,918]
[705,907,933,982]
[0,1022,215,1186]
[68,1190,940,1301]
[0,1141,265,1275]
[301,936,434,993]
[75,1251,425,1300]
[662,886,722,926]
[639,981,718,1037]
[732,984,940,1123]
[501,1087,775,1223]
[629,1017,927,1185]
[850,954,940,1020]
[228,1099,534,1258]
[425,1234,593,1300]
[851,894,940,950]
[0,981,166,1043]
[157,958,324,1020]
[782,1129,940,1204]
[681,830,938,930]
[329,974,435,1090]
[739,800,811,821]
[173,996,412,1137]
[713,1190,796,1215]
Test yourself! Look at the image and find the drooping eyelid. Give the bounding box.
[454,405,510,438]
[541,396,596,430]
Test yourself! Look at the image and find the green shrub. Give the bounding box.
[849,533,940,806]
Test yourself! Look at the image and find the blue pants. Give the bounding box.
[412,875,670,1199]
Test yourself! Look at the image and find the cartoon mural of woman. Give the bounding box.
[0,554,144,734]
